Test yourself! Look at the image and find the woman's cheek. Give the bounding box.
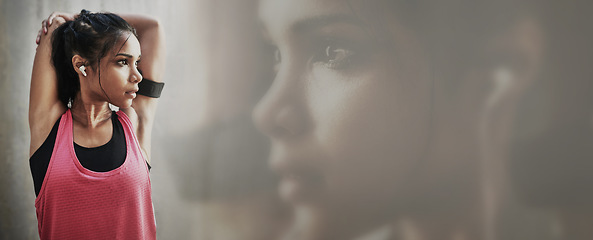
[309,65,433,202]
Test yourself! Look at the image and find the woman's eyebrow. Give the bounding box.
[292,14,367,34]
[115,53,142,58]
[115,53,139,58]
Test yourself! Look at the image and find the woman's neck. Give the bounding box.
[70,97,112,129]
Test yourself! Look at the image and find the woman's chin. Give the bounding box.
[279,175,326,206]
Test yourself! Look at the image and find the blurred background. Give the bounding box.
[0,0,592,239]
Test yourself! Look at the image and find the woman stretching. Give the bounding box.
[29,9,165,239]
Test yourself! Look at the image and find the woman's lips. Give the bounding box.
[269,144,328,203]
[125,90,138,98]
[277,167,325,203]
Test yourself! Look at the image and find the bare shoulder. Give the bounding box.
[120,107,139,132]
[120,106,154,163]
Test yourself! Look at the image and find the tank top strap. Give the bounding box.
[116,110,147,165]
[60,109,73,144]
[55,109,73,159]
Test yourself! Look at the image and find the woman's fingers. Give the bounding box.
[47,12,57,26]
[51,17,66,29]
[42,19,47,34]
[37,11,77,43]
[36,30,41,44]
[42,13,70,34]
[52,17,66,25]
[37,16,67,44]
[47,12,76,27]
[36,19,47,44]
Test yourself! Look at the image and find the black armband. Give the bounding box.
[138,78,165,98]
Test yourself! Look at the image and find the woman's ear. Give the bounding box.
[72,55,89,77]
[478,16,544,131]
[486,17,544,99]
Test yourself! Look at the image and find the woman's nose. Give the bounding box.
[252,68,309,140]
[131,67,143,83]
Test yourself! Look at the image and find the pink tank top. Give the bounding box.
[35,109,156,239]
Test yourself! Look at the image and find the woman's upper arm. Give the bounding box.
[29,18,67,156]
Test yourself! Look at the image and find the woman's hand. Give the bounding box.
[36,12,78,44]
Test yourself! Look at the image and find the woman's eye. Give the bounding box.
[117,59,128,66]
[317,44,355,69]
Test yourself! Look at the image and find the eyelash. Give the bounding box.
[117,59,140,67]
[271,41,357,72]
[316,43,355,69]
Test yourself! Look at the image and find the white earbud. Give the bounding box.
[79,65,87,77]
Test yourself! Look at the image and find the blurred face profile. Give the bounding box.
[254,0,435,222]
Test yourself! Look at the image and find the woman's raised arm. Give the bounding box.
[29,13,75,157]
[119,14,166,163]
